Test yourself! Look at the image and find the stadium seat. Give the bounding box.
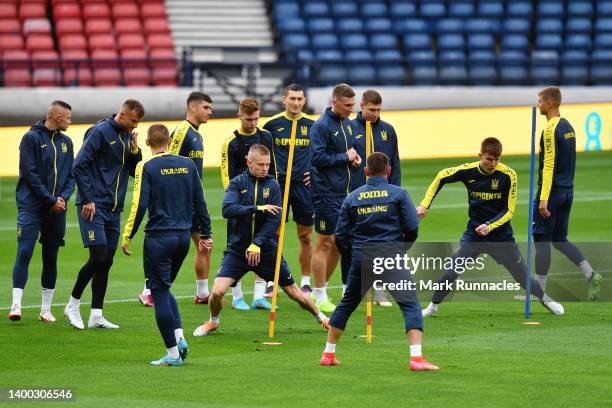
[141,3,167,18]
[503,18,530,34]
[597,1,612,17]
[312,33,338,50]
[63,67,93,86]
[283,33,308,49]
[420,2,445,19]
[0,34,24,51]
[467,34,494,50]
[143,18,170,34]
[149,48,176,68]
[375,49,402,61]
[4,69,32,86]
[61,49,89,68]
[55,19,83,36]
[590,49,612,84]
[151,67,178,86]
[33,68,61,86]
[403,33,431,51]
[377,64,406,85]
[435,19,462,34]
[361,2,387,18]
[337,18,363,33]
[274,3,299,20]
[23,19,51,35]
[307,18,334,33]
[538,1,565,18]
[19,3,46,20]
[566,18,592,34]
[466,18,498,34]
[537,19,563,34]
[531,50,560,84]
[83,3,111,19]
[438,34,464,50]
[112,3,139,19]
[276,17,305,33]
[295,49,313,62]
[93,67,121,86]
[344,49,372,62]
[507,2,532,18]
[147,34,174,49]
[501,34,529,51]
[89,33,116,50]
[303,2,329,18]
[370,33,396,50]
[469,50,497,85]
[478,1,504,18]
[390,2,416,19]
[317,65,346,86]
[0,3,18,19]
[123,67,151,86]
[568,1,593,18]
[118,34,145,50]
[315,49,342,62]
[340,33,366,50]
[449,2,474,18]
[115,18,142,34]
[59,34,87,50]
[561,50,588,85]
[439,50,467,85]
[2,49,29,69]
[499,51,528,85]
[565,34,592,50]
[331,2,358,18]
[53,3,81,19]
[366,18,392,33]
[26,34,53,52]
[0,19,21,35]
[595,33,612,48]
[85,19,113,35]
[31,50,59,68]
[394,19,428,34]
[535,34,563,50]
[120,49,147,68]
[91,48,118,68]
[347,64,376,85]
[408,50,437,85]
[595,18,612,33]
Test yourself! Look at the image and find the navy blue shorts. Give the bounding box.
[16,207,66,246]
[77,206,121,249]
[281,179,314,227]
[313,196,345,235]
[144,233,191,290]
[533,190,573,240]
[216,250,295,287]
[456,229,522,267]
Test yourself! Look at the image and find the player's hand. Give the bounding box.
[246,249,261,267]
[346,147,358,162]
[352,154,362,167]
[257,204,282,215]
[475,223,490,236]
[199,238,213,252]
[51,197,65,213]
[416,205,428,220]
[129,131,139,153]
[82,202,96,221]
[121,243,132,256]
[539,200,551,218]
[303,171,310,187]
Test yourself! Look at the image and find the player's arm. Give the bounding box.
[399,190,419,250]
[72,128,102,204]
[121,162,150,254]
[192,162,212,239]
[59,137,76,203]
[419,164,468,212]
[221,177,256,218]
[19,133,57,206]
[261,130,278,180]
[169,124,187,155]
[539,123,557,201]
[310,124,350,167]
[251,181,282,249]
[389,127,402,186]
[220,137,235,190]
[334,197,352,256]
[485,169,517,233]
[127,132,142,177]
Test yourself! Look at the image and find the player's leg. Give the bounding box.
[169,233,191,359]
[38,210,66,322]
[312,232,338,312]
[297,223,313,293]
[191,231,213,304]
[251,273,272,310]
[532,196,556,291]
[293,183,315,294]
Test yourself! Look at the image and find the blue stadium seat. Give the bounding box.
[347,64,377,85]
[478,1,504,18]
[435,19,463,34]
[566,34,592,50]
[374,49,402,61]
[409,50,436,64]
[345,49,372,62]
[370,34,397,50]
[469,50,496,62]
[390,2,417,19]
[312,33,338,50]
[317,65,347,86]
[331,2,358,18]
[340,33,367,50]
[276,18,305,33]
[537,19,563,34]
[439,51,468,85]
[449,2,475,18]
[591,49,612,84]
[439,50,465,63]
[315,49,343,62]
[507,2,533,18]
[499,51,528,85]
[438,34,464,50]
[361,2,387,18]
[466,18,498,34]
[568,1,593,18]
[595,33,612,48]
[538,2,565,19]
[536,34,563,50]
[597,1,612,17]
[274,3,299,19]
[467,34,495,50]
[501,34,529,51]
[420,2,446,19]
[366,18,392,33]
[503,18,530,34]
[304,2,329,18]
[377,64,407,85]
[337,18,363,33]
[394,19,428,34]
[403,33,431,50]
[561,50,588,85]
[530,50,560,85]
[296,49,313,62]
[307,18,334,33]
[595,18,612,33]
[283,33,308,49]
[468,50,497,85]
[408,49,437,85]
[566,18,592,34]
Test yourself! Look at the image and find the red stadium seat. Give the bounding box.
[26,34,53,52]
[91,48,118,68]
[143,18,170,34]
[0,34,24,50]
[3,69,32,86]
[85,18,113,35]
[147,33,173,49]
[63,67,93,86]
[2,49,29,69]
[149,47,175,68]
[59,33,87,50]
[88,33,116,50]
[152,67,177,86]
[33,68,61,86]
[31,49,60,68]
[0,4,18,19]
[93,67,121,86]
[0,19,20,35]
[141,3,166,18]
[83,3,110,19]
[112,3,139,19]
[61,48,89,68]
[120,48,147,67]
[53,3,81,19]
[118,33,144,50]
[22,18,52,35]
[115,18,142,34]
[123,67,151,86]
[19,3,46,20]
[55,18,83,36]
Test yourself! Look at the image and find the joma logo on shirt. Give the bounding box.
[357,190,389,200]
[161,167,189,175]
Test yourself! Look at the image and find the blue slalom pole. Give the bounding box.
[525,106,537,319]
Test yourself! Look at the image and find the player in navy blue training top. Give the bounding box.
[533,87,602,301]
[121,124,212,366]
[64,99,144,330]
[9,101,75,323]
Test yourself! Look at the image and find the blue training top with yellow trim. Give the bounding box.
[537,116,576,201]
[169,119,204,180]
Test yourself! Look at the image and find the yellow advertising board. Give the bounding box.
[1,102,610,176]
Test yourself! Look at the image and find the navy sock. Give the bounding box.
[12,239,36,289]
[41,245,59,289]
[152,287,178,348]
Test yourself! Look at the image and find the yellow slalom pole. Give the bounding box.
[365,120,373,344]
[268,119,297,338]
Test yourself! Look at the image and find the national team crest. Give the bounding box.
[16,226,22,237]
[491,179,499,190]
[262,187,270,199]
[319,219,326,231]
[381,130,388,141]
[88,230,95,241]
[301,125,308,136]
[61,142,68,153]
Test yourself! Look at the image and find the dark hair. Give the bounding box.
[538,86,562,106]
[122,99,145,118]
[366,152,390,176]
[187,91,212,106]
[147,124,170,148]
[480,137,503,157]
[362,89,382,105]
[284,83,305,96]
[239,98,260,115]
[247,144,270,158]
[50,100,72,110]
[332,83,355,100]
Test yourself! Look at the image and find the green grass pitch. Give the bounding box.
[1,151,611,408]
